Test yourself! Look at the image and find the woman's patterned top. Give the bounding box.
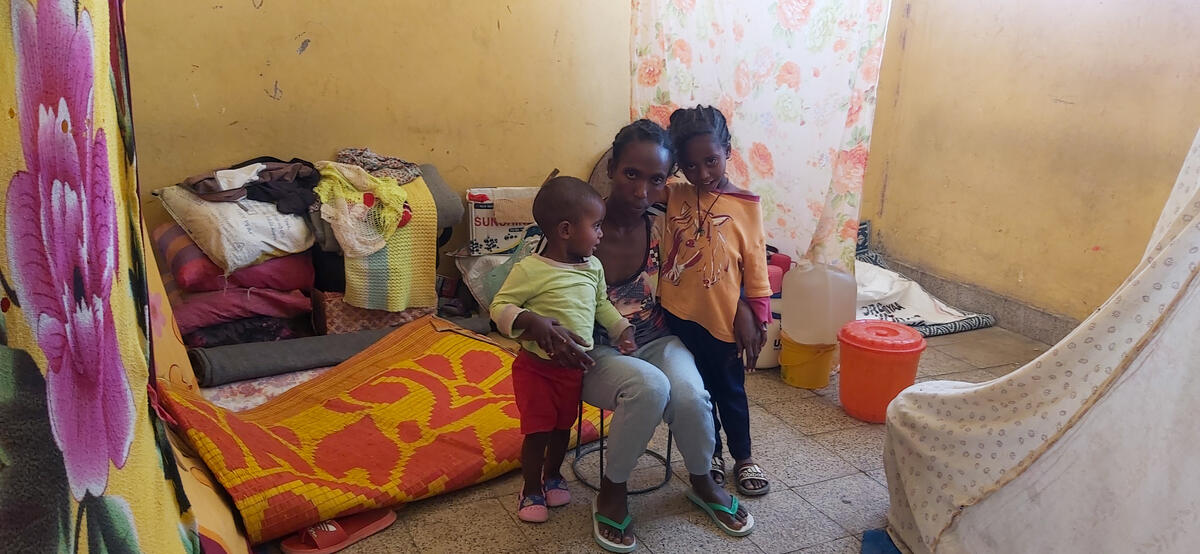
[595,213,671,347]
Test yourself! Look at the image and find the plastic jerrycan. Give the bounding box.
[778,260,856,388]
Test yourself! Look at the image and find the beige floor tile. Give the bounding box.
[535,536,607,553]
[795,535,862,554]
[983,362,1024,379]
[922,328,986,347]
[633,509,764,553]
[552,454,584,482]
[627,471,694,521]
[812,425,887,471]
[935,327,1049,368]
[865,468,888,488]
[568,450,602,484]
[750,404,801,441]
[740,490,847,554]
[571,440,679,484]
[761,396,865,435]
[915,369,996,384]
[645,423,689,473]
[916,347,975,378]
[810,371,842,405]
[796,473,889,535]
[401,497,533,553]
[339,519,415,553]
[750,428,858,488]
[626,461,678,492]
[746,369,817,404]
[433,468,526,506]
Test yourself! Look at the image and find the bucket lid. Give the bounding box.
[838,320,926,353]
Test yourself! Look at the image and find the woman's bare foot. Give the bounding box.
[595,477,635,547]
[688,473,749,530]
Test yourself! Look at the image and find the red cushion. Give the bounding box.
[172,288,313,335]
[152,223,314,292]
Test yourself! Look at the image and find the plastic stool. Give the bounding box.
[571,401,673,494]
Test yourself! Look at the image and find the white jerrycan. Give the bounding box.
[780,260,856,345]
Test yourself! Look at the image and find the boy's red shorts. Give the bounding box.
[511,349,584,434]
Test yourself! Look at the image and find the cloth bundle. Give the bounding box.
[179,156,320,215]
[154,158,320,349]
[312,162,409,258]
[308,149,439,313]
[335,147,422,185]
[182,316,313,349]
[339,176,438,311]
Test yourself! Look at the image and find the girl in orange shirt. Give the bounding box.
[661,105,773,497]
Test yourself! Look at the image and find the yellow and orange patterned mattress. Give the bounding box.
[158,316,604,544]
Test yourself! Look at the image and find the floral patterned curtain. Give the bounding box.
[631,0,890,269]
[0,0,196,551]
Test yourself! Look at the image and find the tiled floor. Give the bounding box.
[338,326,1049,553]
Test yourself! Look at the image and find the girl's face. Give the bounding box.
[606,140,671,215]
[679,134,729,192]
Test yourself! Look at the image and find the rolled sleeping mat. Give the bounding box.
[188,327,393,387]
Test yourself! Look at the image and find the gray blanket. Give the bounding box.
[189,327,392,387]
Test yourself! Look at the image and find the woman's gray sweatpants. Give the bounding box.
[581,335,715,483]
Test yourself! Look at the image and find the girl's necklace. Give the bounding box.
[695,185,725,237]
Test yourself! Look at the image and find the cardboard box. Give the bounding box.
[466,187,538,255]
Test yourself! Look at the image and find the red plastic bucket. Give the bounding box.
[837,320,926,423]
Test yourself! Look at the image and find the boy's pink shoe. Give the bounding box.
[544,478,571,507]
[517,493,549,523]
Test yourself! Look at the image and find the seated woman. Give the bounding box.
[532,120,757,552]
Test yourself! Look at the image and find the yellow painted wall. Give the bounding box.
[126,0,631,257]
[863,1,1200,320]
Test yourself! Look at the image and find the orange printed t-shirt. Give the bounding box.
[659,183,773,342]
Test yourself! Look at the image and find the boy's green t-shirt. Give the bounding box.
[490,254,632,359]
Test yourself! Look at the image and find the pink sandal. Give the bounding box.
[517,493,549,523]
[544,477,571,507]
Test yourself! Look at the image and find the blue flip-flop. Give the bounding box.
[686,490,755,537]
[592,497,636,553]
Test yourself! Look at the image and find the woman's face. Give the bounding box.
[607,140,671,215]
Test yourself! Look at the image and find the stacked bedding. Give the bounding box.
[153,222,316,347]
[152,221,316,345]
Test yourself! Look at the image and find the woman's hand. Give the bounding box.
[733,299,766,372]
[514,311,595,369]
[615,327,638,355]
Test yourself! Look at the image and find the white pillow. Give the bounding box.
[157,186,314,273]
